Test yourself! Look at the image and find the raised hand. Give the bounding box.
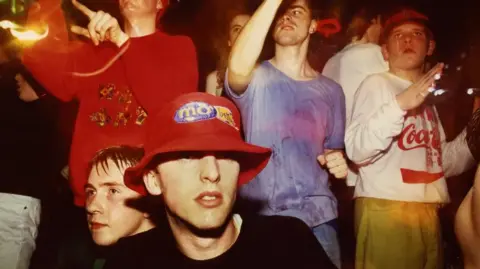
[70,0,129,47]
[396,63,444,111]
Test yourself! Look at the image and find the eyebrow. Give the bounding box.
[288,5,307,12]
[84,182,124,189]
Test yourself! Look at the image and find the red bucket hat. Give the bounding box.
[124,92,272,194]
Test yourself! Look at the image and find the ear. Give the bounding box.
[309,19,318,34]
[143,171,162,195]
[381,44,389,61]
[427,40,436,56]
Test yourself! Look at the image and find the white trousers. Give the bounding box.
[0,193,41,269]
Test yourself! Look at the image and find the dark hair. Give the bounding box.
[345,9,371,42]
[277,0,322,21]
[88,146,144,176]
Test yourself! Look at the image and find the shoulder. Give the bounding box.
[315,75,344,98]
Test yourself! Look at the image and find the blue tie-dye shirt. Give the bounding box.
[225,61,346,227]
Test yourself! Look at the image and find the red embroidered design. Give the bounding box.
[114,112,132,127]
[90,108,111,127]
[99,84,116,100]
[118,90,133,104]
[92,84,147,127]
[136,107,147,126]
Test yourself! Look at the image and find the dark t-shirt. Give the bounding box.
[104,215,336,269]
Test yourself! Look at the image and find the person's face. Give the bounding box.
[145,153,240,231]
[228,14,251,47]
[272,0,317,46]
[85,160,152,246]
[15,74,39,102]
[119,0,162,19]
[382,23,435,71]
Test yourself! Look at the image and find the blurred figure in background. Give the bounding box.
[206,7,251,96]
[322,9,388,187]
[0,38,66,268]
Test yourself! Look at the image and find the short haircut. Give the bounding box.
[277,0,322,21]
[88,146,145,177]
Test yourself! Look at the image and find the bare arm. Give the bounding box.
[206,71,221,96]
[227,0,282,94]
[456,165,480,269]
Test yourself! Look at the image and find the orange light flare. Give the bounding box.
[0,20,48,41]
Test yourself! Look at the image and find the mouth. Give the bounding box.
[195,191,223,208]
[403,48,416,54]
[278,22,295,31]
[89,222,108,230]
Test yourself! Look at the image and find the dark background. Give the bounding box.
[1,0,479,268]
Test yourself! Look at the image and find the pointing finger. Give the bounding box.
[72,0,95,19]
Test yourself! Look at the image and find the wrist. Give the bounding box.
[116,33,129,48]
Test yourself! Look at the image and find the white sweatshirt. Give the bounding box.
[346,72,474,203]
[322,43,388,186]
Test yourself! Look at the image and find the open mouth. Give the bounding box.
[403,48,416,54]
[195,191,223,208]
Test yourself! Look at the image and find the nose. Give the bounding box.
[86,193,104,215]
[200,156,220,183]
[403,33,413,43]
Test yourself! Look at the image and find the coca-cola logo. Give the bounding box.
[398,119,441,151]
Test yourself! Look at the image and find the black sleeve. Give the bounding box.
[282,217,337,269]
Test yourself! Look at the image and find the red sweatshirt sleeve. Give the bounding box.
[121,33,199,114]
[22,0,94,101]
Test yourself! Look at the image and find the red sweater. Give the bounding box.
[23,0,198,206]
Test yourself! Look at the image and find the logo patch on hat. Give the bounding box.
[174,102,238,130]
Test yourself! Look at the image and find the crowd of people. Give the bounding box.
[0,0,479,268]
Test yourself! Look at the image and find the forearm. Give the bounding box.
[346,100,405,164]
[442,129,475,177]
[228,0,282,91]
[22,0,78,101]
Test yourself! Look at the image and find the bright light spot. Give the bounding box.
[434,73,441,80]
[468,88,474,95]
[0,20,48,41]
[428,87,436,93]
[434,89,446,96]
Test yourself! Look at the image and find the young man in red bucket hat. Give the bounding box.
[105,92,336,268]
[345,8,474,269]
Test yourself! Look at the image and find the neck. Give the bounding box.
[271,40,315,80]
[123,15,157,38]
[168,216,239,261]
[389,65,424,82]
[134,219,156,235]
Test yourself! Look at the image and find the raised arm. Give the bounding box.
[22,0,93,101]
[345,76,406,164]
[227,0,282,94]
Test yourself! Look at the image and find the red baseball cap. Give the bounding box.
[381,8,431,43]
[124,92,272,194]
